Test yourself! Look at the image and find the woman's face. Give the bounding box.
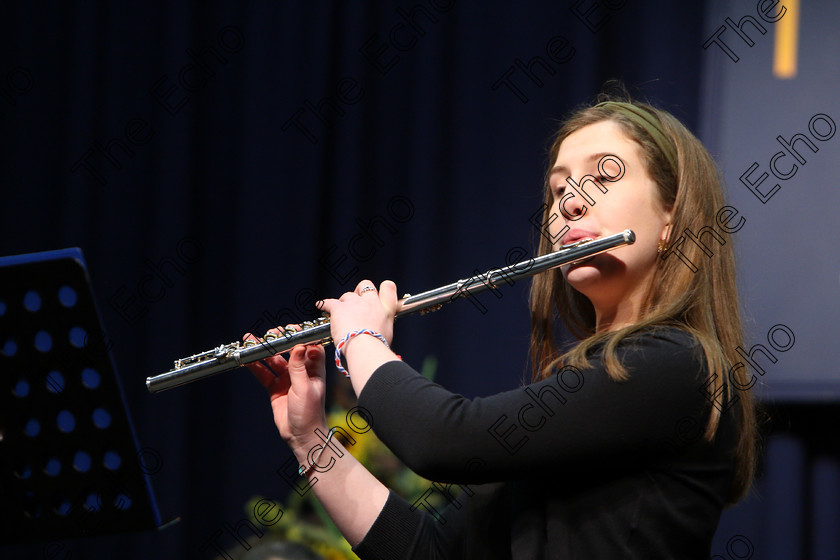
[547,120,672,310]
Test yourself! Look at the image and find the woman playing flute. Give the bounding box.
[246,90,756,559]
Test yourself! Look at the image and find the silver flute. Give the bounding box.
[146,229,635,393]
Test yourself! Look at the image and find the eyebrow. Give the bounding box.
[549,152,619,178]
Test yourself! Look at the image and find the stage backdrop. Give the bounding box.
[0,1,837,559]
[700,0,840,403]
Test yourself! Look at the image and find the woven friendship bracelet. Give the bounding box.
[334,329,392,377]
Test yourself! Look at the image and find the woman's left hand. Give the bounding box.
[318,279,399,346]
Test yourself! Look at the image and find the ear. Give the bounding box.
[660,208,673,242]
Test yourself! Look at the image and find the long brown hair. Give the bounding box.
[528,90,756,504]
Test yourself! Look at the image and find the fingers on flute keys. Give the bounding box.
[243,324,301,348]
[242,316,331,350]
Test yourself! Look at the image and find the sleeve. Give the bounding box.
[352,484,508,560]
[356,328,711,483]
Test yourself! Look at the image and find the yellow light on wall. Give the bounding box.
[774,0,799,79]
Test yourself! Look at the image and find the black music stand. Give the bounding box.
[0,248,163,545]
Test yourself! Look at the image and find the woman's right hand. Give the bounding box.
[245,329,391,548]
[244,329,328,450]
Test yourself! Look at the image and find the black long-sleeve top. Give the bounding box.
[351,327,739,559]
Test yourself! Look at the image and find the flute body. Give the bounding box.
[146,229,635,393]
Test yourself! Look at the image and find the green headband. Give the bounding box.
[594,101,678,172]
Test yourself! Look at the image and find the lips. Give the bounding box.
[563,229,600,245]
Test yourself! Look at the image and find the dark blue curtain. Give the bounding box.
[2,1,835,559]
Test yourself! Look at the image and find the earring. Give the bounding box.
[658,224,671,255]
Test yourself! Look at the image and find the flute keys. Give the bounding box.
[419,304,442,315]
[173,342,239,369]
[264,330,283,341]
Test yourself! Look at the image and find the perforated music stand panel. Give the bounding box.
[0,248,162,544]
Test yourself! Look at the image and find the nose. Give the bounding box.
[559,189,587,221]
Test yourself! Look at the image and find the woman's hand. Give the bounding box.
[244,328,327,449]
[317,279,399,346]
[316,280,401,395]
[246,326,390,546]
